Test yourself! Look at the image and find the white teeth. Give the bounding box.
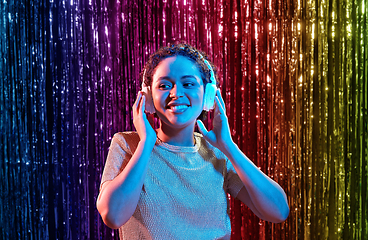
[170,105,188,110]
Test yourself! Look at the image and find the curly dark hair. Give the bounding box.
[140,42,219,89]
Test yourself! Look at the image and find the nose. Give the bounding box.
[169,84,184,99]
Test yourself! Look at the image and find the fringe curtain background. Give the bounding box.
[1,0,367,239]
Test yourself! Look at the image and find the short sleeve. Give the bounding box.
[225,159,244,198]
[99,132,139,191]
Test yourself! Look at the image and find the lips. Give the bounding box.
[166,102,190,113]
[167,102,189,108]
[169,105,189,110]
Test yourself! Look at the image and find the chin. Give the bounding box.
[166,118,196,128]
[158,115,198,129]
[157,110,202,128]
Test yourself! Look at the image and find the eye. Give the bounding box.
[158,83,172,89]
[183,82,196,88]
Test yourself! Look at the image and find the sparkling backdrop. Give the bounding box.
[0,0,367,239]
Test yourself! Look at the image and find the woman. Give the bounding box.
[96,43,289,239]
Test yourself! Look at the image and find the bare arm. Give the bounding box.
[96,139,155,229]
[96,92,157,229]
[197,89,289,223]
[222,143,289,223]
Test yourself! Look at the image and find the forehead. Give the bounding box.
[152,55,202,80]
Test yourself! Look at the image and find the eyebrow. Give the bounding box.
[181,75,197,79]
[157,75,198,81]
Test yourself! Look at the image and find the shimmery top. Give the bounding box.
[100,131,244,240]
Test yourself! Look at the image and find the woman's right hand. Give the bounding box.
[132,91,157,145]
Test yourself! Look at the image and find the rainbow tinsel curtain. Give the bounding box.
[0,0,367,239]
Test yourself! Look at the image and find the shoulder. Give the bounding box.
[194,132,229,176]
[111,131,140,155]
[194,132,227,159]
[113,131,139,141]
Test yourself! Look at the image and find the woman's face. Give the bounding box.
[151,55,204,129]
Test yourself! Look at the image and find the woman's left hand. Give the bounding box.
[197,89,234,152]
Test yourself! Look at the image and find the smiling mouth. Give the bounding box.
[169,105,188,109]
[167,105,189,112]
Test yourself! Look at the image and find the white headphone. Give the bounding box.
[141,69,156,114]
[200,55,217,111]
[141,54,217,114]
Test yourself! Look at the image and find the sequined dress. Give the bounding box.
[100,131,244,240]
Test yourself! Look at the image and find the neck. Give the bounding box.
[156,122,196,147]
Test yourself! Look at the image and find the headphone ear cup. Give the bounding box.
[142,88,156,114]
[203,83,217,111]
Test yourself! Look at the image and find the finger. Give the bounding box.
[137,94,146,116]
[141,95,146,113]
[133,92,144,120]
[216,89,226,111]
[215,96,226,115]
[133,91,142,110]
[213,99,219,116]
[196,120,208,137]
